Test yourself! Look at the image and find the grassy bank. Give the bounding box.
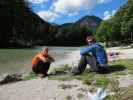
[47,59,133,100]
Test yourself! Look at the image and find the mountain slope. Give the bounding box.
[49,15,102,45]
[0,0,51,47]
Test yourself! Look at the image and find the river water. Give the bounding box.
[0,46,80,75]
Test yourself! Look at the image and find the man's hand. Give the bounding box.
[47,56,55,62]
[39,55,55,63]
[44,58,50,62]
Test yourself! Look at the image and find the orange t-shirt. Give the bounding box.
[32,53,43,66]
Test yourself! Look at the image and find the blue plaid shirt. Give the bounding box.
[80,43,108,65]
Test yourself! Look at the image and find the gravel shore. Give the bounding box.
[0,78,89,100]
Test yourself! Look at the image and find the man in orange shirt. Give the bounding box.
[32,48,54,77]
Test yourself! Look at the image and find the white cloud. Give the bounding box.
[30,0,114,22]
[26,0,48,4]
[37,10,59,22]
[103,10,116,20]
[51,0,96,15]
[68,12,79,17]
[97,0,112,4]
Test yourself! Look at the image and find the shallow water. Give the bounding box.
[0,46,80,75]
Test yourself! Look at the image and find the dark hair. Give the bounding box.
[86,35,96,42]
[85,33,92,37]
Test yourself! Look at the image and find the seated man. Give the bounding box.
[32,48,54,77]
[73,35,108,74]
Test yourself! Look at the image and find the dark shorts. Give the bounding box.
[32,61,50,74]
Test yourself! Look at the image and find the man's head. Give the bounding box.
[86,35,96,45]
[41,47,49,56]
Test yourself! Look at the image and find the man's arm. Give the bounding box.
[39,56,49,62]
[48,56,55,62]
[80,46,94,55]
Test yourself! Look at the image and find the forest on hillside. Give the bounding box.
[96,0,133,46]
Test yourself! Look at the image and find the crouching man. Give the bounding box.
[32,48,54,78]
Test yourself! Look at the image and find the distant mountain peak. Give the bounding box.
[77,15,102,23]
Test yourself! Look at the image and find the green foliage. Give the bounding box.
[96,0,133,45]
[109,59,133,74]
[120,0,133,42]
[110,0,133,43]
[110,7,125,41]
[0,0,50,47]
[96,21,112,46]
[96,21,111,41]
[23,71,36,80]
[0,0,13,47]
[95,77,110,88]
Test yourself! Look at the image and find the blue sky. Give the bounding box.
[26,0,127,24]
